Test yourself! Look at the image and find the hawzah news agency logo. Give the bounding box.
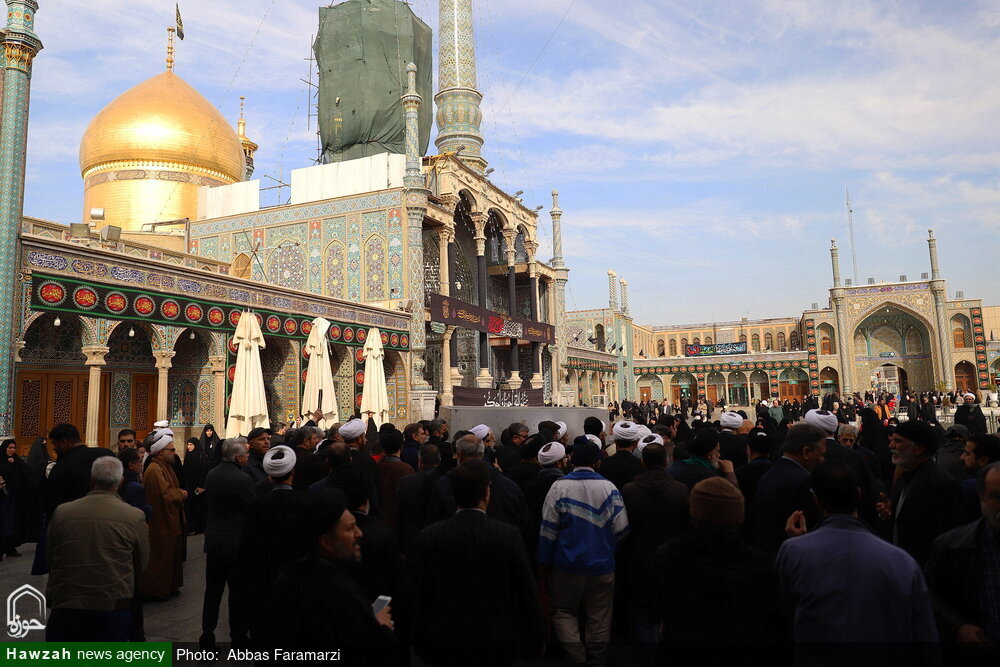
[6,584,47,638]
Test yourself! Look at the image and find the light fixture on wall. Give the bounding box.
[189,330,196,340]
[53,316,61,327]
[128,327,135,338]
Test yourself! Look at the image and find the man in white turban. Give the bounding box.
[603,421,645,491]
[140,428,187,600]
[718,411,750,468]
[263,445,296,486]
[954,391,988,435]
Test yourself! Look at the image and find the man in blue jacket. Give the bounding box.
[777,462,938,655]
[538,440,628,667]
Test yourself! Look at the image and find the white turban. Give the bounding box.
[805,409,839,434]
[963,392,976,400]
[585,434,603,448]
[555,421,567,439]
[153,420,169,429]
[637,433,664,452]
[537,442,566,466]
[612,420,639,442]
[339,419,366,440]
[720,412,743,429]
[149,428,174,455]
[470,424,491,440]
[635,425,652,441]
[263,445,296,477]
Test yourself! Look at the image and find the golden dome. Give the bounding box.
[80,71,246,183]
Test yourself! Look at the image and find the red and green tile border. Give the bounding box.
[972,307,989,389]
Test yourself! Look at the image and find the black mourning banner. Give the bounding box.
[429,293,555,344]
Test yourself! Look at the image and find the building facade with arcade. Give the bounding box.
[0,0,574,451]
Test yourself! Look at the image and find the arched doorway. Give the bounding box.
[670,372,696,403]
[778,368,808,402]
[260,337,294,422]
[854,305,934,392]
[728,371,747,405]
[873,364,908,395]
[169,329,212,431]
[15,313,91,451]
[820,367,840,396]
[105,322,159,445]
[954,360,976,394]
[706,372,726,403]
[749,370,769,402]
[452,191,480,387]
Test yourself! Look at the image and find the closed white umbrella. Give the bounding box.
[360,327,391,428]
[301,317,339,429]
[225,310,270,437]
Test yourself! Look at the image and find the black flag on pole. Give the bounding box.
[175,3,185,40]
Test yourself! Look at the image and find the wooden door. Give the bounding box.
[639,387,651,402]
[14,371,88,454]
[131,374,158,444]
[707,385,719,402]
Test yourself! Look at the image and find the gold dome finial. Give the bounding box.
[166,26,175,71]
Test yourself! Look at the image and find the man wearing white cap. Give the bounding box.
[804,409,883,528]
[718,411,749,469]
[336,418,380,517]
[140,428,187,600]
[524,441,569,558]
[237,445,310,644]
[602,421,645,492]
[954,391,987,435]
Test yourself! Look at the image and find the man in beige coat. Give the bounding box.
[140,428,187,599]
[46,456,149,640]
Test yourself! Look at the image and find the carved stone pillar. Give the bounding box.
[438,227,452,295]
[82,346,109,447]
[209,354,227,431]
[153,351,176,424]
[440,326,455,407]
[474,223,491,388]
[529,263,543,389]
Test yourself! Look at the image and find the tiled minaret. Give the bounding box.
[435,0,486,173]
[0,0,42,433]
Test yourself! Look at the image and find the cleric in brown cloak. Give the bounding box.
[140,428,187,598]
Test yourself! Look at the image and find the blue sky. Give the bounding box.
[22,0,1000,326]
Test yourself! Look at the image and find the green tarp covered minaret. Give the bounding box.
[314,0,432,163]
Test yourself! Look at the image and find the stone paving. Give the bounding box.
[0,535,224,644]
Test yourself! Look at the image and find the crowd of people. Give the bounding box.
[1,394,998,665]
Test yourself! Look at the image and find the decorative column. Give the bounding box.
[441,326,455,406]
[153,350,175,424]
[927,229,952,390]
[82,346,108,447]
[435,0,486,172]
[551,190,572,403]
[505,235,518,386]
[620,277,630,315]
[445,228,461,390]
[0,0,42,435]
[528,257,543,389]
[830,240,852,394]
[438,227,452,294]
[473,213,491,388]
[402,63,436,419]
[209,354,227,431]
